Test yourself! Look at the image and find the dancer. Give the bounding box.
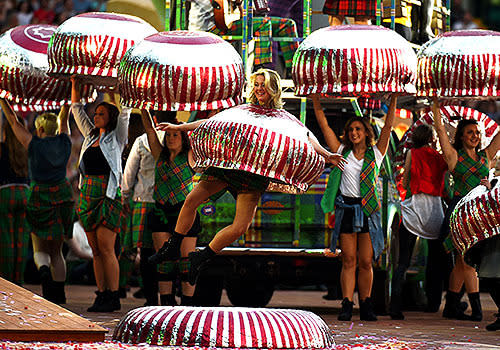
[389,124,448,319]
[150,69,345,285]
[312,93,398,321]
[71,77,131,312]
[1,99,73,303]
[323,0,377,26]
[0,112,29,285]
[141,109,200,306]
[433,98,500,321]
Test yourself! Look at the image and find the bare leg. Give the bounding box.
[448,259,465,293]
[357,232,374,300]
[208,191,261,252]
[47,239,66,282]
[339,233,357,301]
[353,16,371,25]
[86,230,106,291]
[329,15,344,26]
[175,180,228,234]
[457,255,479,293]
[96,225,119,291]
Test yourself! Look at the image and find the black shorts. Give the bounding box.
[147,201,201,237]
[338,195,369,234]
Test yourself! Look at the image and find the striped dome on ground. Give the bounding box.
[112,306,334,348]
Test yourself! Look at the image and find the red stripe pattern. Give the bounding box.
[0,24,96,111]
[190,104,325,194]
[417,30,500,98]
[47,12,157,85]
[292,25,417,97]
[118,31,243,111]
[450,184,500,257]
[113,306,334,348]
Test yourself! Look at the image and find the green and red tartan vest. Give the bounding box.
[321,146,380,217]
[154,150,194,206]
[452,149,489,197]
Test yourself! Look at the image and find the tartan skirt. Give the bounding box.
[0,184,29,284]
[130,201,154,249]
[77,175,123,234]
[201,167,270,200]
[27,179,74,240]
[323,0,377,17]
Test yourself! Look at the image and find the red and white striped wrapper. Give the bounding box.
[112,306,334,348]
[190,104,325,194]
[118,31,243,111]
[292,25,417,97]
[417,30,500,98]
[47,12,157,86]
[393,105,499,184]
[450,183,500,257]
[0,24,95,111]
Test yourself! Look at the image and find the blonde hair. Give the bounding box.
[34,113,58,136]
[248,68,283,109]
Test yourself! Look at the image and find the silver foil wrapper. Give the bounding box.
[118,30,243,111]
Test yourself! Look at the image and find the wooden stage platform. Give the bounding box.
[0,277,107,342]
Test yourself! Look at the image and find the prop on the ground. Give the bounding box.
[47,12,157,86]
[113,306,333,348]
[417,30,500,98]
[0,25,95,111]
[450,181,500,257]
[119,31,243,111]
[292,25,417,97]
[0,277,106,342]
[190,104,325,193]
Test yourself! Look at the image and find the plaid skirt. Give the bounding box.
[0,184,30,284]
[323,0,377,17]
[27,179,74,240]
[129,201,154,249]
[201,167,270,200]
[77,175,123,234]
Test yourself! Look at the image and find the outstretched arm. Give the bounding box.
[58,105,70,135]
[485,130,500,163]
[309,134,346,170]
[141,109,163,160]
[156,119,206,132]
[310,94,341,152]
[0,98,32,149]
[432,98,457,171]
[375,95,398,156]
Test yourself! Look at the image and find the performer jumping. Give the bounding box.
[149,69,345,285]
[0,99,73,304]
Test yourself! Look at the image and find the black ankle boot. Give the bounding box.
[443,291,467,319]
[360,297,378,321]
[148,233,183,264]
[466,292,482,321]
[39,265,52,300]
[188,248,214,286]
[389,295,404,320]
[49,281,66,304]
[338,298,354,321]
[160,294,177,306]
[181,295,194,306]
[109,290,121,311]
[486,317,500,331]
[87,290,107,312]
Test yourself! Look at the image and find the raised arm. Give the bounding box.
[375,95,397,156]
[432,98,457,171]
[141,109,163,160]
[311,94,341,152]
[115,107,131,145]
[58,105,70,135]
[70,77,94,137]
[402,150,411,191]
[0,98,32,149]
[156,119,206,132]
[122,137,141,201]
[485,129,500,163]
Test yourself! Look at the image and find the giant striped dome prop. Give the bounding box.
[189,104,325,194]
[112,306,334,348]
[417,30,500,98]
[450,182,500,256]
[118,31,243,111]
[292,25,417,97]
[0,24,95,111]
[47,12,157,86]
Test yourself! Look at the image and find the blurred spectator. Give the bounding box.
[32,0,56,24]
[452,11,478,30]
[91,0,106,12]
[72,0,91,13]
[55,0,76,24]
[17,1,34,25]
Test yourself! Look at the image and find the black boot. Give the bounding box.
[486,317,500,331]
[93,290,120,312]
[338,298,354,321]
[39,265,52,300]
[148,233,184,264]
[109,290,121,311]
[188,246,216,286]
[181,295,194,306]
[443,291,467,319]
[466,292,482,321]
[360,297,378,321]
[160,294,177,306]
[50,281,66,304]
[389,294,404,320]
[87,290,107,312]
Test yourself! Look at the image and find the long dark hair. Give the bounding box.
[453,119,479,151]
[89,102,120,138]
[341,116,375,150]
[3,120,28,177]
[162,118,191,163]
